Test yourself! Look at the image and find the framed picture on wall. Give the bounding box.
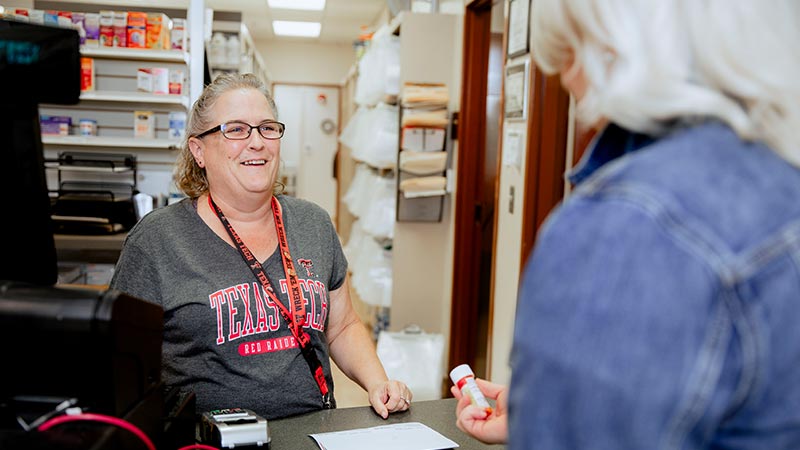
[507,0,531,58]
[504,60,529,119]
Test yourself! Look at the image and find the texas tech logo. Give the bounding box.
[298,258,314,277]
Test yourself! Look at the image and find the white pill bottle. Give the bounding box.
[450,364,493,414]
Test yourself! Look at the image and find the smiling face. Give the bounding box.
[188,87,280,203]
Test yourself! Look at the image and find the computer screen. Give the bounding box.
[0,281,164,448]
[0,18,80,285]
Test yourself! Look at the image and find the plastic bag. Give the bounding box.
[376,326,445,401]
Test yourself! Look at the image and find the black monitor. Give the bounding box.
[0,18,81,286]
[0,281,164,448]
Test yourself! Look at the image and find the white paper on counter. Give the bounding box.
[309,421,459,450]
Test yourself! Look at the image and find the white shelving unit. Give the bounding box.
[81,46,189,63]
[34,1,205,203]
[26,0,206,270]
[209,14,270,84]
[43,135,181,150]
[32,0,206,229]
[80,90,187,106]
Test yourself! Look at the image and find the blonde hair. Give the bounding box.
[174,73,282,198]
[530,0,800,166]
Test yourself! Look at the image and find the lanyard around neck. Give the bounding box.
[207,194,331,406]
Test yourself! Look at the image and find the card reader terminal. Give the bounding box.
[200,408,270,448]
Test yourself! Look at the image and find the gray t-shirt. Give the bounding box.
[109,195,347,419]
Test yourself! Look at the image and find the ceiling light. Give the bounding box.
[267,0,325,11]
[272,21,322,38]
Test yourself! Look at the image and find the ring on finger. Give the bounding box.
[400,396,410,405]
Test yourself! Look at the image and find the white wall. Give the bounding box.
[255,40,355,85]
[489,119,528,385]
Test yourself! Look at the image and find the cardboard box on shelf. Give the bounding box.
[134,111,155,138]
[84,13,100,47]
[171,18,186,50]
[401,126,445,152]
[169,111,186,139]
[136,67,168,94]
[40,115,72,136]
[169,69,183,95]
[112,11,128,47]
[127,11,147,48]
[136,68,152,92]
[151,68,169,94]
[80,57,94,92]
[71,12,86,45]
[146,13,171,50]
[98,11,114,47]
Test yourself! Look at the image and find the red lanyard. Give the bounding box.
[208,194,331,408]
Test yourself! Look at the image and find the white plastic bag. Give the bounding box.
[376,326,445,401]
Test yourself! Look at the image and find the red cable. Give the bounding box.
[38,413,156,450]
[177,445,219,450]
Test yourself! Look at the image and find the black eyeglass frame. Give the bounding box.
[194,120,286,140]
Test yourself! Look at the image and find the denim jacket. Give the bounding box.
[509,122,800,449]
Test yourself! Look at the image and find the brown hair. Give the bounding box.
[174,73,282,198]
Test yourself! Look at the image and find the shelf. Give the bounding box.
[81,46,188,63]
[79,90,189,107]
[42,135,181,150]
[54,232,127,251]
[44,162,134,173]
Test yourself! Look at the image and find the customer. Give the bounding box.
[454,0,800,448]
[110,73,412,420]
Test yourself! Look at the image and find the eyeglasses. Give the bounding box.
[195,120,286,140]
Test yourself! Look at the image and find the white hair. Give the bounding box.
[530,0,800,166]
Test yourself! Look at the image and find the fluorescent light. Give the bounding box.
[267,0,325,11]
[272,20,322,38]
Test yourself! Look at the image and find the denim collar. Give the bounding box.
[568,123,655,185]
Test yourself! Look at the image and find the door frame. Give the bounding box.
[448,0,498,376]
[519,72,571,264]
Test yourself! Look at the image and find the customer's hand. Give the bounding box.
[451,378,508,444]
[369,380,412,419]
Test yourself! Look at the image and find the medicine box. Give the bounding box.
[169,111,186,139]
[84,13,100,47]
[137,68,169,94]
[127,12,147,49]
[71,13,86,45]
[80,57,94,92]
[169,69,183,95]
[134,111,155,138]
[112,11,128,47]
[151,68,169,94]
[136,68,152,92]
[146,13,171,50]
[99,11,114,47]
[40,115,72,136]
[171,18,186,50]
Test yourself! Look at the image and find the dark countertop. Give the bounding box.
[267,398,506,450]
